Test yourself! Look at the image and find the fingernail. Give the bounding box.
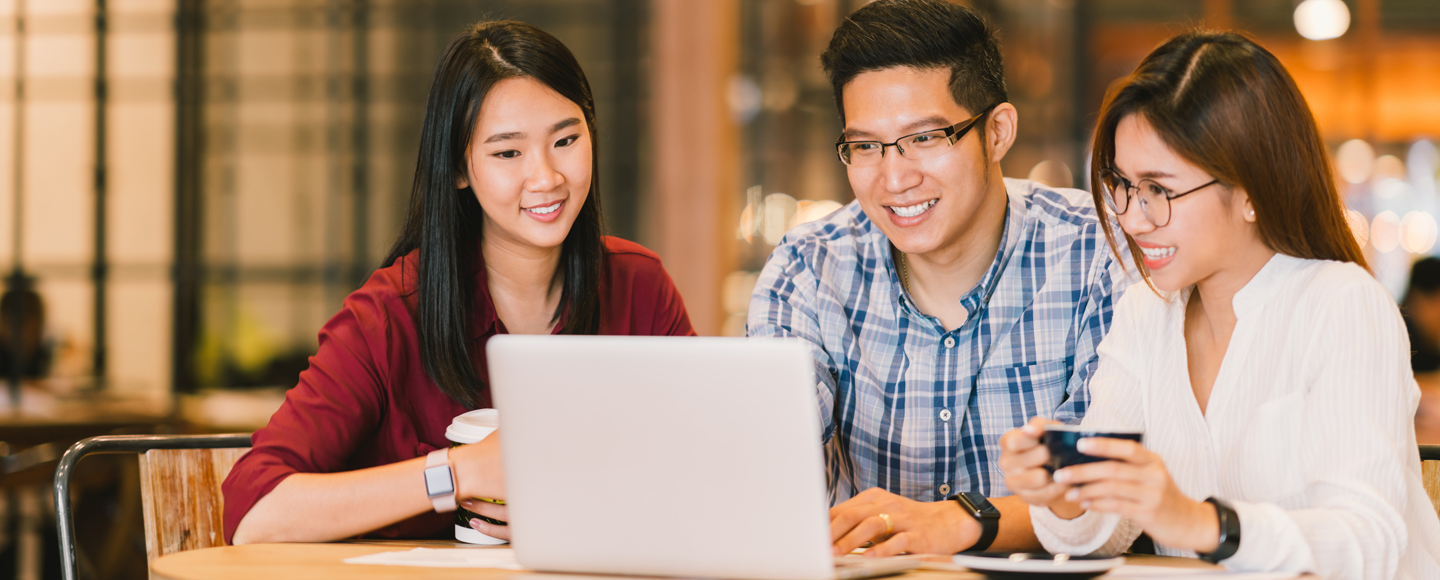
[1023,425,1040,435]
[1077,439,1095,452]
[1081,501,1090,509]
[1053,469,1070,483]
[469,518,484,530]
[1065,488,1079,501]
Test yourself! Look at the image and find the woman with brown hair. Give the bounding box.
[997,31,1440,578]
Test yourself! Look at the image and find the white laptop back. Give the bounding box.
[488,335,835,580]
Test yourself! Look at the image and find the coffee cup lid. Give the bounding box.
[446,409,499,443]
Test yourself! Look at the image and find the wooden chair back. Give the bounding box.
[137,447,250,568]
[1421,445,1440,519]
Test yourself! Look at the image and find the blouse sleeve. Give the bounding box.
[1221,278,1420,579]
[1032,283,1150,557]
[220,281,397,544]
[646,259,697,337]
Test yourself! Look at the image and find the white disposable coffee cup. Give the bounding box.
[445,408,506,545]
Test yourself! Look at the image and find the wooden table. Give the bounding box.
[149,540,1275,580]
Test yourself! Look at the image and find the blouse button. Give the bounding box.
[939,484,951,496]
[939,408,952,421]
[943,336,957,349]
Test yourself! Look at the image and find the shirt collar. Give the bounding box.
[972,181,1028,304]
[1231,253,1303,320]
[882,180,1028,312]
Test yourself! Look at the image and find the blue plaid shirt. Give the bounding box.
[748,179,1132,504]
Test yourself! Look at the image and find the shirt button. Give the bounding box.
[939,484,951,496]
[939,408,952,421]
[943,336,956,348]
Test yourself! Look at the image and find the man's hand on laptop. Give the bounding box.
[829,487,981,557]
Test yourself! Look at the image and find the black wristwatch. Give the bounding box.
[950,491,1000,552]
[1198,497,1241,563]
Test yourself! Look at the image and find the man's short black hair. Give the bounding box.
[820,0,1008,123]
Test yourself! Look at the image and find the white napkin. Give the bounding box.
[343,547,523,569]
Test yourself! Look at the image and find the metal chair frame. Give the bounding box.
[53,433,251,580]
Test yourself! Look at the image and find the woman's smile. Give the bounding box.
[1137,241,1177,270]
[523,199,566,222]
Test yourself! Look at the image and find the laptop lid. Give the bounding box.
[488,335,834,580]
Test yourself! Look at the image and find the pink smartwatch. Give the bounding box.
[423,448,457,513]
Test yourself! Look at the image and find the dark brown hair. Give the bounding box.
[820,0,1007,126]
[1090,30,1366,284]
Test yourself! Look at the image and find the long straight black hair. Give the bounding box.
[383,21,606,408]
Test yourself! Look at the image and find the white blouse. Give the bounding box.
[1031,254,1440,580]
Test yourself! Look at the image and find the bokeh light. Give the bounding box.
[791,200,845,229]
[1345,209,1370,249]
[1294,0,1351,41]
[1402,212,1438,254]
[1336,139,1375,184]
[1027,160,1074,190]
[727,74,762,124]
[761,193,798,245]
[1410,140,1439,195]
[737,203,756,243]
[1372,211,1401,253]
[1374,155,1406,182]
[740,192,844,246]
[1375,178,1413,200]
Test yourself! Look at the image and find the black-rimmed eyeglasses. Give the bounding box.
[1099,167,1220,228]
[835,103,1001,167]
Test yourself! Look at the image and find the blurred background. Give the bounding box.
[0,0,1435,577]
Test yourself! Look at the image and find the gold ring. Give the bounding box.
[877,513,893,535]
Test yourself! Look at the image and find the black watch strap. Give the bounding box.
[1198,497,1241,563]
[949,491,1001,552]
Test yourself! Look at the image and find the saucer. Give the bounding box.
[952,552,1125,580]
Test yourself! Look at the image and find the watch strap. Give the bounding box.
[950,492,1000,552]
[424,448,457,513]
[1198,497,1241,563]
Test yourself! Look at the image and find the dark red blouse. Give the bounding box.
[221,237,694,543]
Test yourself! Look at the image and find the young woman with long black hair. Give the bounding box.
[223,21,694,544]
[999,31,1440,578]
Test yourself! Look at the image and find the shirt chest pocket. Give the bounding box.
[974,361,1071,428]
[1237,391,1305,502]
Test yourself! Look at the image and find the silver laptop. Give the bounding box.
[487,335,921,580]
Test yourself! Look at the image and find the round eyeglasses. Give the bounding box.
[1098,167,1220,228]
[835,103,1001,167]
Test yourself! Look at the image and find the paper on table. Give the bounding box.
[1104,565,1299,579]
[343,547,524,569]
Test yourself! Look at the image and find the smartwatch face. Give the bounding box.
[959,492,999,516]
[424,465,455,496]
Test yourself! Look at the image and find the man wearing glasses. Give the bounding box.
[747,0,1132,555]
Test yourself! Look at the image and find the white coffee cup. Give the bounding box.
[445,408,506,545]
